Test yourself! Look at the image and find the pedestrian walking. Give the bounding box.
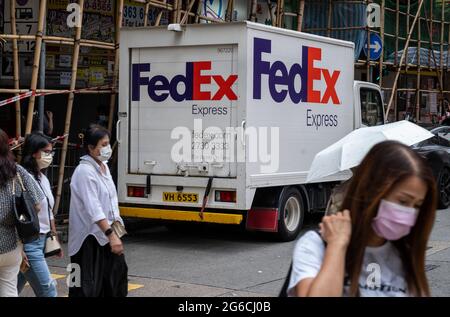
[68,124,128,297]
[17,132,62,297]
[0,129,43,297]
[288,141,437,297]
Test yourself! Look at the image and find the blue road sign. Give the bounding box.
[363,33,383,60]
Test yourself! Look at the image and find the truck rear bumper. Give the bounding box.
[119,206,243,225]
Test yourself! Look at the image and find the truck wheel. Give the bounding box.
[437,167,450,209]
[277,187,304,242]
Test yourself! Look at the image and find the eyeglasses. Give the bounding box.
[42,150,55,156]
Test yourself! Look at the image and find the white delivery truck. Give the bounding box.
[117,22,385,241]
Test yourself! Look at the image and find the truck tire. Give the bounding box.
[277,187,304,242]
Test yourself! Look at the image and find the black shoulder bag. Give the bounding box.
[12,173,40,244]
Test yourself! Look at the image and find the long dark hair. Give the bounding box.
[0,129,16,186]
[341,141,437,297]
[21,132,52,180]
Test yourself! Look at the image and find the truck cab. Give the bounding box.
[354,81,386,129]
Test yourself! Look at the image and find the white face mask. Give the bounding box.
[97,144,112,162]
[37,151,53,170]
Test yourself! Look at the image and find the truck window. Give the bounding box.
[360,88,384,126]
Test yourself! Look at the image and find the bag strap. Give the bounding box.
[16,172,26,192]
[11,175,16,195]
[36,177,54,230]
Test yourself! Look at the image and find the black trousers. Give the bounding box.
[68,235,128,297]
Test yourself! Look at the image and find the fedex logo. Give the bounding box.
[253,38,341,104]
[132,62,238,102]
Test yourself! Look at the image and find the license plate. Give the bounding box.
[163,192,199,203]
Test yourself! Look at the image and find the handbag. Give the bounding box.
[12,173,40,244]
[111,220,127,239]
[44,232,61,257]
[36,179,62,257]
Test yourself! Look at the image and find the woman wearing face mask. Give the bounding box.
[68,124,128,297]
[287,141,437,297]
[17,132,61,297]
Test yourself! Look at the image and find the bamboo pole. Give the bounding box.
[366,0,371,81]
[195,0,201,23]
[24,0,47,135]
[428,0,432,70]
[416,7,422,122]
[439,0,445,116]
[423,2,444,117]
[379,0,385,88]
[154,0,167,26]
[176,0,182,23]
[144,1,150,26]
[172,0,178,23]
[279,0,285,28]
[53,0,84,215]
[327,0,332,37]
[180,0,196,25]
[107,0,124,133]
[276,0,282,27]
[249,0,257,22]
[297,0,305,32]
[385,0,425,119]
[405,0,410,72]
[395,0,399,65]
[225,0,234,22]
[10,0,21,139]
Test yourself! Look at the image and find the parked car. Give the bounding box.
[412,126,450,209]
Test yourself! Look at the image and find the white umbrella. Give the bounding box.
[306,120,434,183]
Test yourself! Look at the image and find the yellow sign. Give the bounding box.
[88,67,106,85]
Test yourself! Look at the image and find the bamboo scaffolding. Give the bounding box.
[385,0,425,119]
[423,2,444,116]
[24,0,47,135]
[53,0,84,215]
[2,0,450,218]
[10,0,21,139]
[107,0,124,133]
[180,0,197,25]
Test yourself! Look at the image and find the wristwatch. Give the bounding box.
[104,228,113,237]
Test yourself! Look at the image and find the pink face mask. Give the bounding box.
[371,199,419,241]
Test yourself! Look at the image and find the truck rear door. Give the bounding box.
[129,44,239,177]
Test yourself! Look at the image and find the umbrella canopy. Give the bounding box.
[306,120,434,183]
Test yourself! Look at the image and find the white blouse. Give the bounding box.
[37,173,55,234]
[68,155,123,256]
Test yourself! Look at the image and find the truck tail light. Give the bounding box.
[215,190,236,203]
[127,186,146,198]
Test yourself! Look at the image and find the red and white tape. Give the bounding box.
[0,91,35,107]
[0,85,113,108]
